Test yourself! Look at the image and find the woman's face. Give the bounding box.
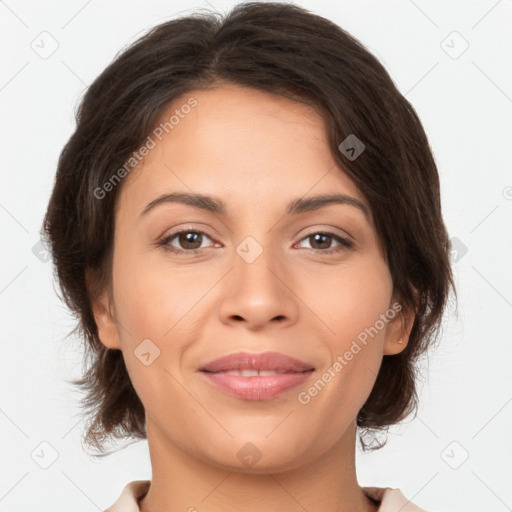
[93,83,408,472]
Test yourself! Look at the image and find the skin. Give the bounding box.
[92,83,414,512]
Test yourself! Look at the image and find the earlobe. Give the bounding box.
[90,293,122,351]
[86,268,122,350]
[383,305,415,356]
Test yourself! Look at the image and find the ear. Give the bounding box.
[383,302,415,356]
[87,270,122,350]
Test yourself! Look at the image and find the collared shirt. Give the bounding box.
[103,480,429,511]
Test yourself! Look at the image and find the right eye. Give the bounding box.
[158,229,216,255]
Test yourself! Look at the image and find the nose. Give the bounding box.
[218,242,299,330]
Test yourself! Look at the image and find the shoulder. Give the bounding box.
[362,486,430,511]
[103,480,150,512]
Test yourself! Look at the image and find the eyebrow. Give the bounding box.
[137,192,370,221]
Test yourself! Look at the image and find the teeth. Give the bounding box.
[223,370,284,377]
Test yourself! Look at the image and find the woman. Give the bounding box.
[42,2,454,511]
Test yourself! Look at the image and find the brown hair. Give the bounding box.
[42,1,454,457]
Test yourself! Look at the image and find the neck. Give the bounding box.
[139,419,378,512]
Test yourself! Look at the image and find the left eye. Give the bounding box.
[296,232,353,253]
[158,230,352,255]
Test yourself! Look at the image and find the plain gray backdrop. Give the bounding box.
[1,0,511,511]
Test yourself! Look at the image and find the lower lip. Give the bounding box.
[200,370,314,400]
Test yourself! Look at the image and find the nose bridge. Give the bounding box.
[218,232,298,327]
[234,233,283,298]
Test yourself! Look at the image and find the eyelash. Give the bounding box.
[157,229,353,256]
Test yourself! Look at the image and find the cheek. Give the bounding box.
[307,256,393,401]
[110,244,218,398]
[310,255,393,343]
[112,241,203,341]
[111,255,188,413]
[109,246,178,380]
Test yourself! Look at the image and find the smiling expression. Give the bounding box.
[92,83,408,473]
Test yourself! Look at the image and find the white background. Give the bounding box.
[1,0,511,511]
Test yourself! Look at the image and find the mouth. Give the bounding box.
[203,369,308,376]
[198,351,315,400]
[199,351,315,373]
[199,370,315,400]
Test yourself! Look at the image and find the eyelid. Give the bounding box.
[293,230,354,253]
[158,224,355,256]
[159,223,353,242]
[297,225,354,243]
[159,224,216,240]
[157,225,217,251]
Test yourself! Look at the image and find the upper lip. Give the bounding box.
[200,351,315,372]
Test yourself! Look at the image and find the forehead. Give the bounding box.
[116,84,368,221]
